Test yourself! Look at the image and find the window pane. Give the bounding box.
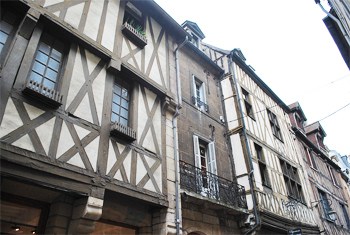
[43,79,55,90]
[121,88,128,98]
[0,21,13,34]
[51,48,62,61]
[48,58,60,71]
[0,31,8,44]
[45,68,58,82]
[121,99,128,109]
[29,72,43,84]
[120,108,128,119]
[32,61,46,75]
[113,94,121,105]
[112,103,120,114]
[120,117,128,126]
[38,42,50,55]
[114,84,121,95]
[36,51,49,64]
[111,113,119,123]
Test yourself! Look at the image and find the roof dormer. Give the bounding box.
[181,20,205,48]
[288,102,307,131]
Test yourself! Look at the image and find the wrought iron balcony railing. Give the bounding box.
[180,160,247,209]
[191,96,209,112]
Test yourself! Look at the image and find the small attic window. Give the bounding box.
[190,33,199,48]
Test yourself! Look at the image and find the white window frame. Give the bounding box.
[193,135,217,196]
[192,75,207,112]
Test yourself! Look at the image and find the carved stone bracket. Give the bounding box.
[162,96,178,115]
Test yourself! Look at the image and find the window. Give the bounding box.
[242,88,254,119]
[294,113,304,129]
[280,159,304,202]
[318,190,334,221]
[0,7,19,65]
[327,165,338,186]
[192,76,208,112]
[193,135,217,196]
[305,148,318,169]
[23,32,66,107]
[267,109,283,141]
[255,143,270,188]
[110,77,136,141]
[190,33,199,48]
[340,203,350,229]
[111,78,130,126]
[122,2,147,48]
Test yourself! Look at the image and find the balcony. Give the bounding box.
[191,96,209,112]
[180,161,247,210]
[22,79,63,108]
[121,22,147,48]
[110,122,136,141]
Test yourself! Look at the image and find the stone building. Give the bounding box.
[289,102,350,235]
[0,0,190,234]
[177,21,248,235]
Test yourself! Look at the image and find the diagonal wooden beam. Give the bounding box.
[137,153,161,193]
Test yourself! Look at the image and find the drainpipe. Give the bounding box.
[173,37,188,235]
[227,53,260,235]
[315,0,350,46]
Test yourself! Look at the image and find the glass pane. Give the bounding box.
[112,103,120,114]
[48,58,60,72]
[0,44,3,54]
[38,42,50,55]
[120,117,128,126]
[111,113,119,122]
[120,108,128,119]
[29,72,43,84]
[43,78,55,90]
[51,48,62,61]
[112,94,121,105]
[36,51,49,64]
[0,31,8,44]
[114,84,121,95]
[32,61,46,75]
[121,99,128,109]
[45,68,58,82]
[121,88,128,98]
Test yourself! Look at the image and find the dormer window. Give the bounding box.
[122,2,147,48]
[190,33,199,48]
[294,113,304,130]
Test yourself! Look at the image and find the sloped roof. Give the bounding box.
[305,121,327,137]
[181,20,205,39]
[288,102,307,121]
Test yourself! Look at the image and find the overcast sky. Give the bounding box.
[155,0,350,155]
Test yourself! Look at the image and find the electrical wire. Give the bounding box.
[319,102,350,122]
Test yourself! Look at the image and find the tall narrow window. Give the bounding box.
[193,135,217,196]
[280,159,304,202]
[305,148,318,169]
[0,8,19,63]
[340,203,350,229]
[242,88,254,119]
[111,78,130,126]
[255,143,270,188]
[327,165,338,186]
[318,190,334,221]
[267,109,283,141]
[192,76,208,112]
[28,33,65,95]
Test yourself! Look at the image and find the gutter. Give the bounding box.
[228,53,260,235]
[173,36,188,235]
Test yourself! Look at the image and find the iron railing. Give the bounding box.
[191,96,209,112]
[180,160,247,209]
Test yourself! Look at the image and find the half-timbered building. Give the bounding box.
[0,0,190,234]
[289,103,350,235]
[202,46,320,234]
[176,21,248,235]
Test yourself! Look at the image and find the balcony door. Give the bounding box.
[193,135,218,197]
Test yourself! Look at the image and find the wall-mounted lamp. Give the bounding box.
[311,199,337,221]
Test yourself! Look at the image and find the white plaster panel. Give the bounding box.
[133,50,142,70]
[153,105,162,153]
[149,57,162,86]
[67,153,85,169]
[12,134,35,152]
[114,170,123,181]
[231,134,246,175]
[153,162,162,191]
[137,88,148,140]
[225,98,238,130]
[101,0,119,52]
[92,64,106,125]
[57,121,74,158]
[144,155,156,167]
[85,49,101,75]
[123,151,132,182]
[143,130,155,154]
[36,117,55,155]
[157,36,167,88]
[74,94,93,123]
[145,87,156,109]
[106,140,116,174]
[136,153,147,185]
[150,18,161,41]
[23,102,45,120]
[0,98,23,138]
[64,2,84,29]
[121,38,129,58]
[83,0,104,41]
[43,0,63,8]
[84,136,99,172]
[74,124,90,140]
[66,47,85,108]
[144,177,156,192]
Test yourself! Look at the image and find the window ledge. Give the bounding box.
[121,22,147,48]
[110,122,136,141]
[191,96,209,112]
[22,79,63,108]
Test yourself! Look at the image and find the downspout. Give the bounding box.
[227,53,260,235]
[315,0,350,46]
[173,37,188,235]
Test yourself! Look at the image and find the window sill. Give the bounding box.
[110,122,136,141]
[121,22,147,48]
[22,79,63,108]
[273,134,284,143]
